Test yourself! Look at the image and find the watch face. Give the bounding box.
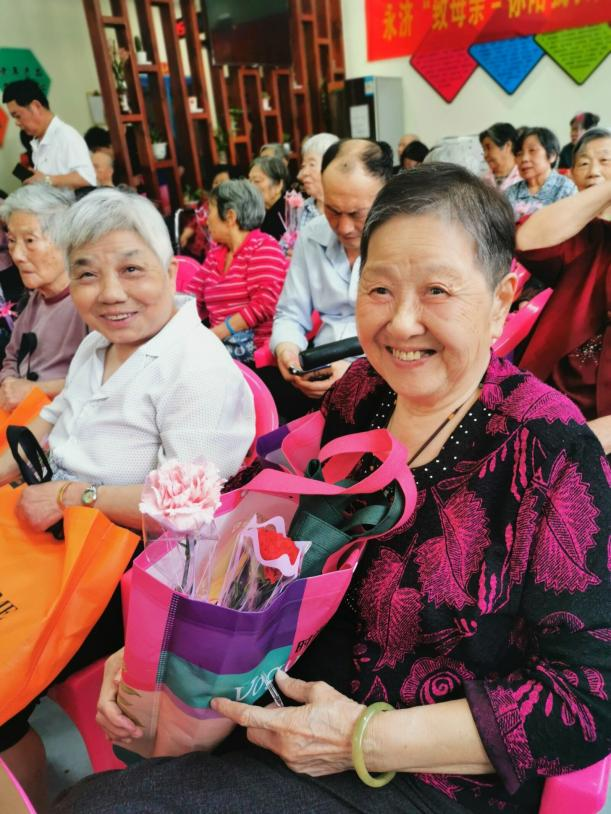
[82,487,96,506]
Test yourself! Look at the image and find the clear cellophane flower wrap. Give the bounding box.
[215,514,310,611]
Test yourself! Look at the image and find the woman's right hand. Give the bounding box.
[96,647,143,743]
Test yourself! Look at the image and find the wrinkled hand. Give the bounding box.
[179,226,195,247]
[212,671,364,776]
[23,170,45,185]
[16,481,71,530]
[276,343,303,384]
[293,360,350,400]
[0,377,35,412]
[96,648,144,744]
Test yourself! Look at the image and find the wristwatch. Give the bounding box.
[43,175,53,186]
[81,485,98,507]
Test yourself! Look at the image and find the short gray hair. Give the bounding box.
[573,127,611,163]
[0,185,74,240]
[259,143,285,161]
[57,187,173,270]
[302,132,339,158]
[361,163,515,289]
[210,180,265,231]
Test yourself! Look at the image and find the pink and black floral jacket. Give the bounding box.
[295,354,611,813]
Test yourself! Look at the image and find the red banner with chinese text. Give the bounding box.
[366,0,610,58]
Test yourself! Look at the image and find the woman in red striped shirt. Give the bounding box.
[188,180,289,364]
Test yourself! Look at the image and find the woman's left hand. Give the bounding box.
[0,377,35,412]
[211,671,364,776]
[17,481,82,531]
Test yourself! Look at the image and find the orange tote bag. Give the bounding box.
[0,387,51,451]
[0,485,139,724]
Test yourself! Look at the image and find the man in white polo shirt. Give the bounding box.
[3,79,96,190]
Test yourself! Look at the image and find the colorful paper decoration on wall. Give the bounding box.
[0,107,7,148]
[469,35,544,93]
[535,23,611,84]
[411,47,478,102]
[0,48,50,95]
[366,0,610,102]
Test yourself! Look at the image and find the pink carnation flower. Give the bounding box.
[139,459,225,533]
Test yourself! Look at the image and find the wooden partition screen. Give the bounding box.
[83,0,345,211]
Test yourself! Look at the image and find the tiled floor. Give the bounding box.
[33,697,611,812]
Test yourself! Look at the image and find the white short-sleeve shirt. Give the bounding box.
[31,116,96,186]
[40,299,255,484]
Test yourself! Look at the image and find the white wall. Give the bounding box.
[340,0,610,151]
[0,0,99,193]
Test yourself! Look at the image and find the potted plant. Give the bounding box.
[228,107,242,135]
[150,126,168,160]
[110,41,130,113]
[214,128,228,162]
[134,35,149,65]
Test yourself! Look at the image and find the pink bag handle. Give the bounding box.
[246,428,417,528]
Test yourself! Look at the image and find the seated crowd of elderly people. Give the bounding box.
[0,119,609,814]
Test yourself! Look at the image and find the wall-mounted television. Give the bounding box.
[206,0,291,67]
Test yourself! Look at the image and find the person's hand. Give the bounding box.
[179,226,195,247]
[16,480,86,531]
[211,671,364,777]
[96,648,144,744]
[275,343,303,383]
[292,359,350,400]
[211,322,228,340]
[23,170,46,186]
[0,377,35,412]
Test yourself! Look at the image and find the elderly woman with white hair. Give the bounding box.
[297,132,340,226]
[0,186,255,811]
[0,185,87,412]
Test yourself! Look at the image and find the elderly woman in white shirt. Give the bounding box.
[0,187,255,809]
[0,187,255,525]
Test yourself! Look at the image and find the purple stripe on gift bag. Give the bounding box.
[255,424,290,458]
[167,578,306,674]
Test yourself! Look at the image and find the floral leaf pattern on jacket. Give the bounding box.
[416,487,490,610]
[358,545,422,669]
[530,451,600,594]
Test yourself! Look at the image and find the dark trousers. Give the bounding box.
[53,735,470,814]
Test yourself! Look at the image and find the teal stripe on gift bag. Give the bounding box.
[161,645,292,709]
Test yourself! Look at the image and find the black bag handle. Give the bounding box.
[6,425,64,540]
[16,332,39,381]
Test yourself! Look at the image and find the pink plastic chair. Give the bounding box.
[511,258,531,300]
[493,287,553,357]
[47,578,133,773]
[0,757,37,813]
[540,755,611,813]
[174,255,202,295]
[234,360,279,463]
